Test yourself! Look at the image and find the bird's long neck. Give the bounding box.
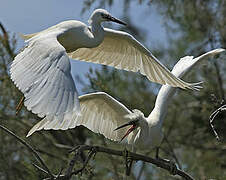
[149,85,177,127]
[89,21,105,47]
[147,49,224,131]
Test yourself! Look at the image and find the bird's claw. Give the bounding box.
[169,160,177,175]
[155,155,177,175]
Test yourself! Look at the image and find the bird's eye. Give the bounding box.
[101,13,109,19]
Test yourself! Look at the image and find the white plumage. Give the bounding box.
[11,9,201,120]
[69,28,199,89]
[11,32,80,117]
[27,49,225,151]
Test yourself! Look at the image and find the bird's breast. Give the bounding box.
[127,126,163,149]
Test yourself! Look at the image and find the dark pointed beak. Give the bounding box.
[108,16,127,26]
[114,119,138,142]
[114,121,135,131]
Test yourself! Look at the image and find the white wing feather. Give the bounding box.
[27,92,132,141]
[152,48,225,120]
[27,49,224,137]
[10,31,80,118]
[171,48,225,78]
[69,28,200,90]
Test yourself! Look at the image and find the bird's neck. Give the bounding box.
[147,85,177,128]
[89,22,105,47]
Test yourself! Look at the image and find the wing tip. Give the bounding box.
[19,32,38,40]
[185,81,204,91]
[210,48,225,55]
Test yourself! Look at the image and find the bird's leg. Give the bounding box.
[16,96,25,115]
[168,160,177,175]
[126,158,133,176]
[122,148,133,176]
[155,147,159,159]
[155,147,177,175]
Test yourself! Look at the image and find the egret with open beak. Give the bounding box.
[114,119,139,142]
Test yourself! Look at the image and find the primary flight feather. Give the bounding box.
[11,8,200,119]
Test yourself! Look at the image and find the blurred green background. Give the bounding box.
[0,0,226,179]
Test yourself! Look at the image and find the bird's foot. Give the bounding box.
[156,157,177,175]
[16,96,24,115]
[168,160,177,175]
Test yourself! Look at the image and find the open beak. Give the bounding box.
[114,120,138,142]
[107,15,127,26]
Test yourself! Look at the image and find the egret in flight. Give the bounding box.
[27,48,225,152]
[10,9,201,119]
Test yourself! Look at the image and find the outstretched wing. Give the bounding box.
[10,31,80,118]
[69,28,200,90]
[171,48,225,78]
[27,92,132,141]
[151,48,225,120]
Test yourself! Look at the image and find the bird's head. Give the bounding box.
[114,109,146,142]
[88,9,126,26]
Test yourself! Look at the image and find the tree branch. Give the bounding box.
[0,124,195,179]
[0,124,54,179]
[69,145,195,180]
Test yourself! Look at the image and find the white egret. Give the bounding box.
[27,48,225,152]
[10,9,201,119]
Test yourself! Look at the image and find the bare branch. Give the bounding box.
[32,163,49,175]
[0,124,195,180]
[69,145,195,180]
[71,149,95,175]
[0,124,54,179]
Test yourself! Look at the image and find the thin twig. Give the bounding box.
[71,149,96,175]
[32,163,49,175]
[35,148,66,161]
[0,124,54,179]
[0,22,15,57]
[209,104,226,141]
[64,150,81,178]
[163,135,182,169]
